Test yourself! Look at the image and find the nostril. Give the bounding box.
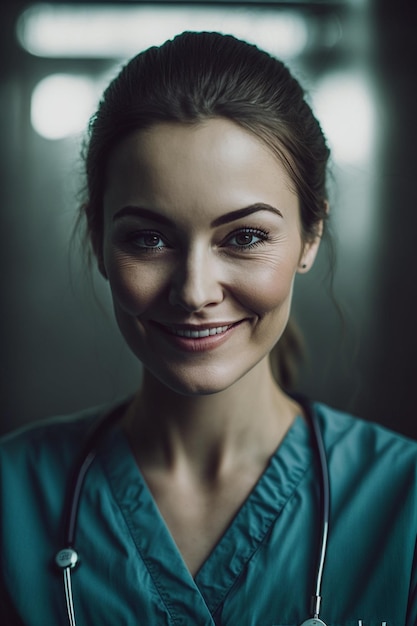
[168,268,224,312]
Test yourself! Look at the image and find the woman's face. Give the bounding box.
[102,118,320,395]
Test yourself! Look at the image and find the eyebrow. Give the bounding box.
[211,203,283,227]
[113,206,174,226]
[112,203,283,227]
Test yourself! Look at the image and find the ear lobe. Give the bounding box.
[297,223,325,274]
[298,201,329,273]
[297,242,319,274]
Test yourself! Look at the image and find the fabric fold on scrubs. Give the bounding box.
[1,400,417,626]
[100,416,313,621]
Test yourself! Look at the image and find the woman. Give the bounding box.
[1,32,416,626]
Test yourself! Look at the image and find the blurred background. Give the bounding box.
[1,0,416,438]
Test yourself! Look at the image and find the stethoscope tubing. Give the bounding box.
[55,397,331,626]
[64,406,126,545]
[304,398,330,619]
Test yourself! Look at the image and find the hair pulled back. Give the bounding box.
[82,31,331,388]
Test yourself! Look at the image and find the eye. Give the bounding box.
[126,230,168,250]
[226,228,269,249]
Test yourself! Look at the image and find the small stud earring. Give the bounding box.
[301,263,307,269]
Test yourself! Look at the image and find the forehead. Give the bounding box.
[104,118,298,219]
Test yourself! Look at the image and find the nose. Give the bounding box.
[168,247,224,312]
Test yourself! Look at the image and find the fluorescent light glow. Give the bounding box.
[312,71,375,164]
[31,74,99,140]
[17,3,309,59]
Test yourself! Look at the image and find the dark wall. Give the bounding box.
[1,0,416,438]
[356,0,417,435]
[295,0,417,437]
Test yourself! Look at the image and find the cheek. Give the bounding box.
[234,256,298,314]
[105,255,164,316]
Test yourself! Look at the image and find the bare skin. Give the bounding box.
[102,118,320,576]
[123,364,303,576]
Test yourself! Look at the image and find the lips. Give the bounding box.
[152,321,241,338]
[148,320,245,353]
[169,325,230,338]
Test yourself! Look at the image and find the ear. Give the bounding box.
[297,236,321,274]
[297,202,329,274]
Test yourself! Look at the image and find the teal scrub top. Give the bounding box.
[1,401,416,626]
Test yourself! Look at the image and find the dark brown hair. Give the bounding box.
[81,31,331,388]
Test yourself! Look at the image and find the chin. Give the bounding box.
[144,358,263,398]
[156,370,234,397]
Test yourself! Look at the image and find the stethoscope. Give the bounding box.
[54,396,330,626]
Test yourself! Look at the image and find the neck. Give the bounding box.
[123,359,300,482]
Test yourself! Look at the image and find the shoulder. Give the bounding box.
[314,401,417,449]
[0,400,125,484]
[0,401,124,625]
[313,401,417,485]
[1,405,97,458]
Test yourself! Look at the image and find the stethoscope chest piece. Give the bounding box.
[55,548,79,570]
[53,399,331,626]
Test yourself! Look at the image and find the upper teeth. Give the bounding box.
[171,325,230,338]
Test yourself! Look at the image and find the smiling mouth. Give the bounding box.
[169,325,230,338]
[154,321,241,339]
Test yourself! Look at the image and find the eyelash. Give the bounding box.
[121,226,270,253]
[123,230,168,253]
[225,227,270,250]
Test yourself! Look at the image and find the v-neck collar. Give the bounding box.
[99,414,312,622]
